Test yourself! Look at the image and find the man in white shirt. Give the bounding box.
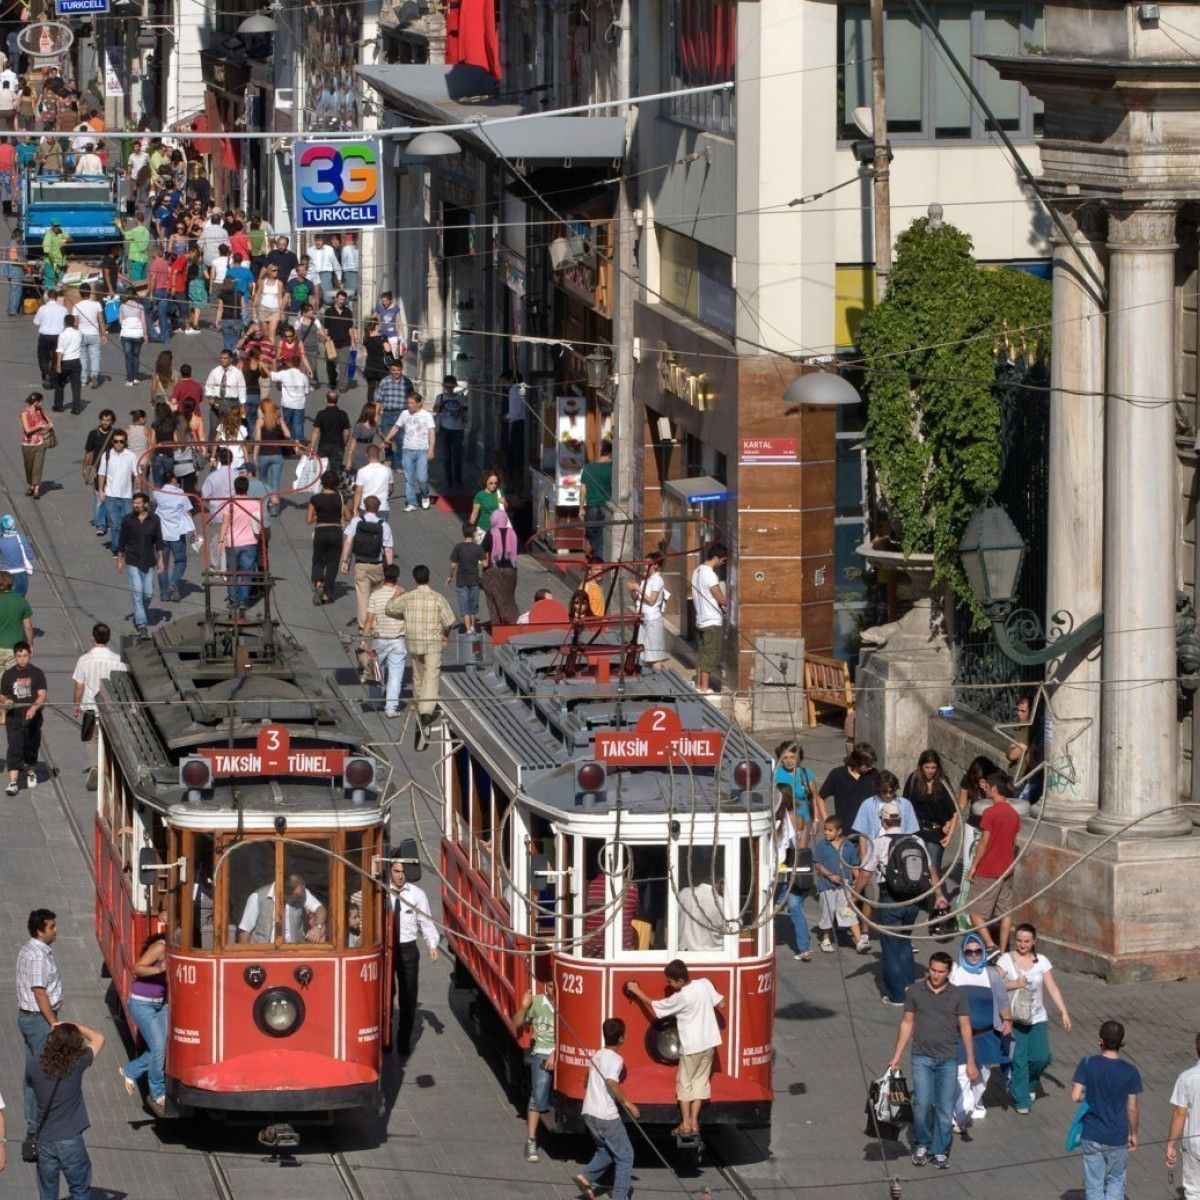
[70,622,126,722]
[340,231,360,296]
[32,288,67,386]
[382,394,437,512]
[387,859,438,1055]
[575,1018,638,1200]
[270,364,311,444]
[70,285,107,389]
[237,875,326,944]
[340,496,394,630]
[351,444,392,516]
[690,541,727,695]
[126,146,150,203]
[204,349,247,430]
[1167,1034,1200,1195]
[74,145,103,176]
[306,234,340,296]
[96,431,139,556]
[52,314,83,413]
[627,961,724,1137]
[153,468,195,601]
[197,214,226,267]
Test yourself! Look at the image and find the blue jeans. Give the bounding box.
[227,544,258,606]
[11,570,28,596]
[80,333,102,385]
[879,901,919,1002]
[152,289,171,343]
[401,447,429,507]
[125,564,154,629]
[282,406,306,444]
[158,536,187,598]
[92,490,107,533]
[221,318,239,353]
[121,335,142,382]
[581,1114,634,1200]
[910,1054,957,1158]
[37,1134,92,1200]
[244,395,259,436]
[1081,1139,1127,1199]
[318,270,335,295]
[125,996,169,1100]
[373,636,407,712]
[259,455,283,512]
[18,1008,53,1131]
[343,270,358,296]
[775,880,811,955]
[105,495,133,552]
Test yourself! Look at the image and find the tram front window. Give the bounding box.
[224,838,331,946]
[281,841,330,943]
[226,840,273,946]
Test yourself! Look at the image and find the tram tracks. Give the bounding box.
[205,1149,365,1199]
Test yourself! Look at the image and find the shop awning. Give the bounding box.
[357,64,627,164]
[665,476,730,505]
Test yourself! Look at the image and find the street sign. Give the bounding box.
[594,706,724,766]
[198,724,348,777]
[740,436,798,465]
[57,0,109,14]
[294,139,385,230]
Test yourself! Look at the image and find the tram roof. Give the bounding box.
[441,635,774,816]
[96,615,375,814]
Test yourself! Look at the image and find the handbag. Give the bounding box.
[1011,983,1036,1025]
[42,426,57,450]
[103,296,121,325]
[324,335,338,361]
[22,1076,61,1162]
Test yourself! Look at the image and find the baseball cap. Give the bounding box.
[880,801,901,821]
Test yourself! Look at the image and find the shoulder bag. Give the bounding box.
[22,1075,61,1162]
[1011,979,1036,1025]
[42,425,57,450]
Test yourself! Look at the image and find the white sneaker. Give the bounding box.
[972,1105,987,1119]
[420,496,430,509]
[855,935,870,953]
[25,771,36,789]
[404,504,417,513]
[184,328,200,335]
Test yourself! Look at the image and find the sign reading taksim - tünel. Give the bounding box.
[594,706,723,766]
[199,724,347,776]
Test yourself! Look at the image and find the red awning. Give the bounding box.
[219,137,239,172]
[445,0,501,81]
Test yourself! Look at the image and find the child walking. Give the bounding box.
[813,816,869,953]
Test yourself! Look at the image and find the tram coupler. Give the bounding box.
[673,1130,701,1151]
[257,1123,300,1150]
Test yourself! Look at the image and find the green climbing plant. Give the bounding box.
[856,216,1052,623]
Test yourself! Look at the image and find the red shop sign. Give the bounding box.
[740,436,798,464]
[199,724,347,777]
[594,706,724,766]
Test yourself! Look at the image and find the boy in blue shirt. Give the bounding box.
[813,816,869,953]
[1071,1020,1142,1200]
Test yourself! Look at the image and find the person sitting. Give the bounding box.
[516,588,554,625]
[237,873,326,944]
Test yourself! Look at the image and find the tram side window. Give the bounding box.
[583,837,638,958]
[675,846,727,952]
[190,833,215,950]
[739,836,763,933]
[631,845,667,951]
[527,814,556,938]
[345,830,370,948]
[283,840,331,944]
[228,839,275,945]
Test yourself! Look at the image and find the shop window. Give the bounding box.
[837,2,1043,142]
[665,0,737,134]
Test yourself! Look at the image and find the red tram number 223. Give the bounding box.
[560,973,584,995]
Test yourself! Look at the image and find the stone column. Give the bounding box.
[1092,202,1190,837]
[1042,206,1106,823]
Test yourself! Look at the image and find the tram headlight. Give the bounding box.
[253,987,305,1038]
[344,755,376,805]
[179,755,212,802]
[646,1018,682,1065]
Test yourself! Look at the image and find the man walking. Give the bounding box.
[200,448,238,567]
[16,908,61,1154]
[351,444,392,516]
[70,623,125,737]
[361,563,407,717]
[32,287,67,388]
[204,348,246,433]
[153,469,194,602]
[97,429,138,556]
[72,284,106,388]
[309,389,350,468]
[0,642,45,794]
[147,245,171,344]
[323,289,357,392]
[887,950,978,1170]
[374,360,412,465]
[578,440,613,561]
[115,492,164,638]
[387,859,438,1056]
[383,393,437,512]
[966,771,1022,961]
[1072,1020,1142,1200]
[384,565,455,745]
[1166,1033,1200,1197]
[690,541,727,695]
[270,358,311,444]
[341,496,393,630]
[52,313,82,414]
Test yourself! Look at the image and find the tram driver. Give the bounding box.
[237,873,327,944]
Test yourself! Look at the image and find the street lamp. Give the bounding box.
[585,348,611,390]
[237,11,277,34]
[782,371,862,408]
[405,131,462,157]
[958,497,1102,666]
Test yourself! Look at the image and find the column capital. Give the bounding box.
[1049,202,1105,248]
[1106,201,1179,251]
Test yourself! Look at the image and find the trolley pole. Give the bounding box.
[869,0,891,302]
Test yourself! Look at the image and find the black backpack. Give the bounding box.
[884,834,931,902]
[351,519,384,562]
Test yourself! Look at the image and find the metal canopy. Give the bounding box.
[664,476,731,505]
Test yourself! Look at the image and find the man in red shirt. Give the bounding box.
[146,246,172,343]
[170,363,203,413]
[965,771,1022,960]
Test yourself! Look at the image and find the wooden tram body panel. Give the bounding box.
[93,614,389,1114]
[439,633,778,1131]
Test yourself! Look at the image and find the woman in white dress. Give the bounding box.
[629,550,669,670]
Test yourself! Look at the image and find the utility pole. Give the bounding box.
[869,0,891,301]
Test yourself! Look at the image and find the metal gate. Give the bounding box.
[952,355,1050,722]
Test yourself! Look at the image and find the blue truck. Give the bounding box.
[21,172,125,257]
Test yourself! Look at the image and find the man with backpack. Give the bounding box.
[857,801,950,1006]
[340,495,393,631]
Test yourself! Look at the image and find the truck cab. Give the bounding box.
[23,173,124,257]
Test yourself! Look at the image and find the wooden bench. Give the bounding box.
[804,653,855,728]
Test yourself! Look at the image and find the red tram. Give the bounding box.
[94,593,390,1126]
[438,597,776,1134]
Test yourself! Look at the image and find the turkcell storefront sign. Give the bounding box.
[294,140,385,230]
[57,0,108,13]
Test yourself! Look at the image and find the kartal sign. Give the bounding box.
[294,140,384,231]
[594,706,724,766]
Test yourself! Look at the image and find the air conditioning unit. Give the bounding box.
[549,235,587,272]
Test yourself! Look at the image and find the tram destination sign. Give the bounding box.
[594,706,723,766]
[198,724,347,777]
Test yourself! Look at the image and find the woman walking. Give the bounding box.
[118,288,149,385]
[628,550,669,671]
[774,740,817,827]
[252,397,287,517]
[148,349,176,410]
[996,923,1071,1114]
[360,315,389,404]
[949,931,1012,1130]
[481,506,520,625]
[469,469,506,538]
[20,391,53,499]
[345,401,380,474]
[307,469,344,604]
[118,934,168,1115]
[253,261,284,339]
[903,749,959,874]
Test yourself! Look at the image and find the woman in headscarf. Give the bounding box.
[480,506,519,625]
[949,930,1012,1131]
